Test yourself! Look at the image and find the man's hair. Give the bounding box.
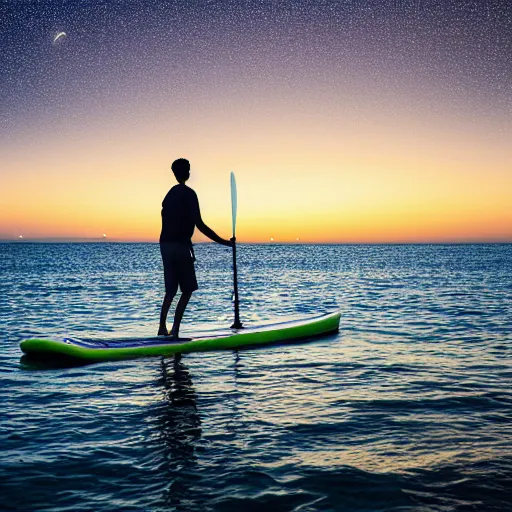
[171,158,190,181]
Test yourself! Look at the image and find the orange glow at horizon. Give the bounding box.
[1,86,511,244]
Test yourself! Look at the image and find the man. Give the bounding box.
[158,158,233,338]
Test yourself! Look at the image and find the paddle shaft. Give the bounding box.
[230,172,243,329]
[231,242,242,329]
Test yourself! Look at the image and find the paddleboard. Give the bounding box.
[20,312,340,365]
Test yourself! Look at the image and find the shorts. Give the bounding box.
[160,242,198,295]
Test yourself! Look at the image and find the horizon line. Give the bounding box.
[1,238,511,245]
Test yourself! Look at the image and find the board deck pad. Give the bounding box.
[20,311,341,364]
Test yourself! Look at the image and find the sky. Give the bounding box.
[1,0,511,243]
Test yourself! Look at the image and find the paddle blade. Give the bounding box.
[230,171,237,237]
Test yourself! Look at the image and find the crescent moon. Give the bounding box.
[53,32,67,44]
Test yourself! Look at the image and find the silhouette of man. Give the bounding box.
[159,158,233,338]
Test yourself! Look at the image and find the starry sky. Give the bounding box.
[1,0,511,242]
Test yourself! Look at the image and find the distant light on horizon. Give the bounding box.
[19,235,23,239]
[270,237,274,242]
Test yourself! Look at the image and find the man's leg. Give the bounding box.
[158,291,176,335]
[170,291,192,339]
[159,243,179,336]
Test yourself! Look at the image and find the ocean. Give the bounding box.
[1,243,511,511]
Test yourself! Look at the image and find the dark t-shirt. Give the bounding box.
[160,184,200,244]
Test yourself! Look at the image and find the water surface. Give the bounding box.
[1,243,511,511]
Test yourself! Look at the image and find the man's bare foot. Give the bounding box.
[157,327,169,336]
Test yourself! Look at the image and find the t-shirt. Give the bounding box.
[159,184,200,244]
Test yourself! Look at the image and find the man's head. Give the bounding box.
[172,158,190,183]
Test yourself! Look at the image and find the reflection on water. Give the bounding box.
[154,356,202,508]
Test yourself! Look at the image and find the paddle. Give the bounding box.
[230,171,243,329]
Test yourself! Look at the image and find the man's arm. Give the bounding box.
[196,219,232,247]
[191,191,232,247]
